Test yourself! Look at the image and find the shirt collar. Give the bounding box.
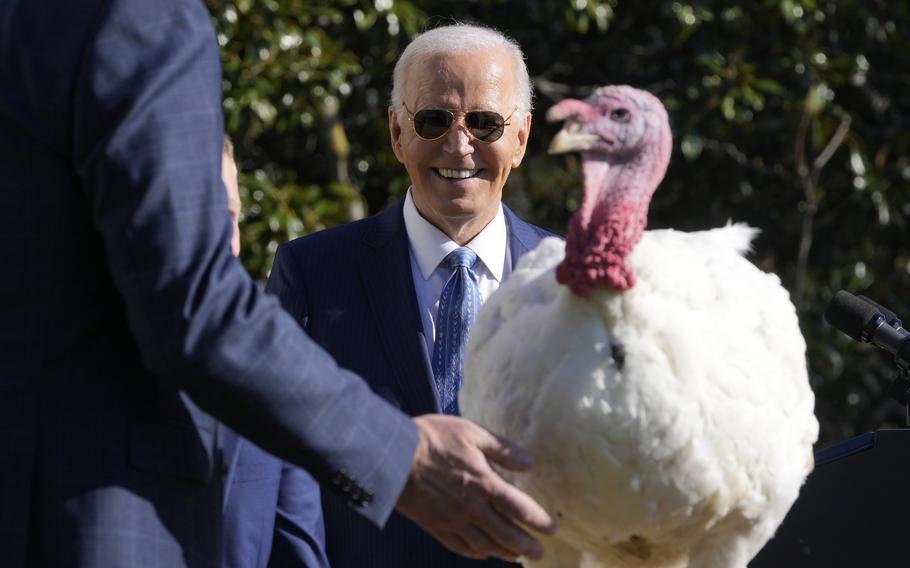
[403,189,507,282]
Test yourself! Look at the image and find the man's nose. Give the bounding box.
[441,119,473,155]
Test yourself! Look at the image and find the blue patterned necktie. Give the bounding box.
[432,247,481,415]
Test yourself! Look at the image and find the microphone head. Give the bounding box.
[825,290,882,342]
[857,294,902,328]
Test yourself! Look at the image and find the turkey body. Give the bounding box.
[462,225,818,568]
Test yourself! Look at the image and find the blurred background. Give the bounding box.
[204,0,910,447]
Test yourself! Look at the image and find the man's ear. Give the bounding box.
[389,107,405,163]
[511,111,532,168]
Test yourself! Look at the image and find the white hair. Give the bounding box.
[390,23,533,115]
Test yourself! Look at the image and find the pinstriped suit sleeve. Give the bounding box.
[70,0,416,526]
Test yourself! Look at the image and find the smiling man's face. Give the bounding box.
[390,48,531,244]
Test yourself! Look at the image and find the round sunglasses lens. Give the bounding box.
[414,109,452,139]
[466,111,505,142]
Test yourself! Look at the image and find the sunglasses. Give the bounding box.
[403,103,516,143]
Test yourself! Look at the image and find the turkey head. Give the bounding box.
[547,85,673,296]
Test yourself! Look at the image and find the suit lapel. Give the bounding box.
[358,200,441,415]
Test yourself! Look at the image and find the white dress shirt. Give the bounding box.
[403,189,512,360]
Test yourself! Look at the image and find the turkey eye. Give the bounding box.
[611,108,630,121]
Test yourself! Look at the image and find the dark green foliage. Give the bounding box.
[207,0,910,446]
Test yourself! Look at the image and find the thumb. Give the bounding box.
[474,427,534,472]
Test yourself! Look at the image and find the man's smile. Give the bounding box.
[434,167,481,180]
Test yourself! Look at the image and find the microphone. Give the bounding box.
[857,294,902,328]
[824,290,910,370]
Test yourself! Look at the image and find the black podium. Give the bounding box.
[750,428,910,566]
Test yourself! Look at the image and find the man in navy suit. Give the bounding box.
[244,24,558,567]
[0,2,555,566]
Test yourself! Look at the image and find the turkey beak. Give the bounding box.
[548,125,600,155]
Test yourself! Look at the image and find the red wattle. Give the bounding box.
[558,200,643,296]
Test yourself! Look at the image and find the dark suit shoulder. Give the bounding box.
[284,203,399,248]
[279,216,369,255]
[269,204,407,312]
[503,204,562,239]
[527,223,561,240]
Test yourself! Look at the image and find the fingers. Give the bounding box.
[399,414,556,562]
[439,523,524,562]
[460,523,519,562]
[486,472,557,536]
[466,421,556,536]
[475,428,535,472]
[442,532,479,560]
[462,421,557,558]
[473,497,547,561]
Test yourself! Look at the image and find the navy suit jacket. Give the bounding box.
[264,199,557,568]
[0,1,416,565]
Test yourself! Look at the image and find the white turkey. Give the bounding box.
[460,85,818,568]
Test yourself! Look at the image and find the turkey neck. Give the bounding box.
[556,147,659,297]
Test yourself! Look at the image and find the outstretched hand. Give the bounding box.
[396,414,557,562]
